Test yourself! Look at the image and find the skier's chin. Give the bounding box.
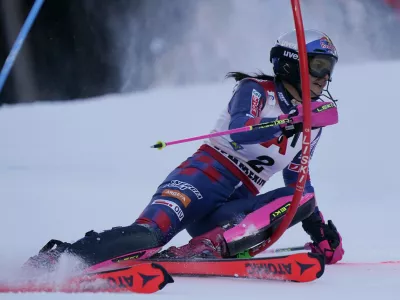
[310,84,323,97]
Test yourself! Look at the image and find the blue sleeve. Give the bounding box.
[282,129,322,194]
[228,80,282,144]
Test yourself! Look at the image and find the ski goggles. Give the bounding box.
[308,55,337,79]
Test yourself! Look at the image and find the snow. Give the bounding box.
[1,60,400,298]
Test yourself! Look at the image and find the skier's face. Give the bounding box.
[309,74,329,97]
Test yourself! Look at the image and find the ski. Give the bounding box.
[115,252,325,283]
[0,252,324,293]
[0,262,173,294]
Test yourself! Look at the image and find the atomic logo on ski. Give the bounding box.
[0,263,174,294]
[138,273,159,287]
[296,261,315,275]
[245,262,292,276]
[107,275,134,288]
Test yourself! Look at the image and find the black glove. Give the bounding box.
[279,106,303,138]
[302,212,344,264]
[279,105,323,138]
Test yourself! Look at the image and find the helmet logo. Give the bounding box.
[278,40,298,50]
[320,36,336,52]
[283,51,298,60]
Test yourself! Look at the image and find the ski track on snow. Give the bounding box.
[1,61,400,298]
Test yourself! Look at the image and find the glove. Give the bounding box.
[302,212,344,264]
[279,102,338,137]
[278,107,303,138]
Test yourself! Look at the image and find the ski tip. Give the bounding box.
[88,262,173,294]
[128,262,174,294]
[151,263,174,289]
[306,252,325,279]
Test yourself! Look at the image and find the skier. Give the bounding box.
[26,29,344,271]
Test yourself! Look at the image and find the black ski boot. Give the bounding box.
[24,224,164,272]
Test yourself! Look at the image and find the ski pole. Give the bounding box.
[151,118,291,150]
[0,0,45,94]
[262,244,310,254]
[236,244,310,258]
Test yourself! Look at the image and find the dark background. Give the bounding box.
[0,0,193,104]
[0,0,121,104]
[1,0,399,105]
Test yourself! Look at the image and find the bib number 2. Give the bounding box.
[249,133,301,173]
[247,155,275,173]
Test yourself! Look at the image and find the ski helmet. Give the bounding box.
[270,29,338,86]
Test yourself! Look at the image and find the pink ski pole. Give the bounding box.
[151,118,291,150]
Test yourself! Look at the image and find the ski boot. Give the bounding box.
[153,227,230,259]
[23,224,164,272]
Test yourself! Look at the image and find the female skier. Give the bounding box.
[26,29,344,271]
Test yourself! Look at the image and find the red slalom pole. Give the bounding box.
[249,0,312,257]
